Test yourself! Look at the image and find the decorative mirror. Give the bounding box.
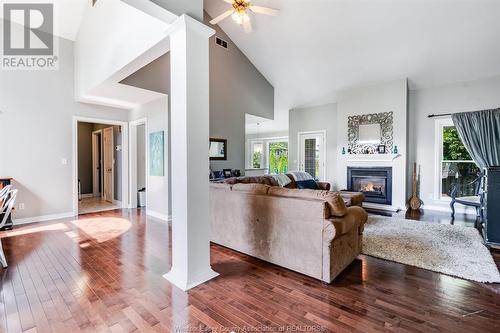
[209,138,227,160]
[348,112,393,154]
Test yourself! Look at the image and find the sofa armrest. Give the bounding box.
[317,181,331,191]
[324,206,367,241]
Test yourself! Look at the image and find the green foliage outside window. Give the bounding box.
[269,142,288,175]
[441,126,478,197]
[442,127,472,161]
[252,151,262,168]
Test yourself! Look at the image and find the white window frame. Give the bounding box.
[434,118,475,201]
[297,130,326,181]
[265,137,288,174]
[248,140,264,169]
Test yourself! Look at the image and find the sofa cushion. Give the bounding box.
[340,191,365,207]
[296,179,320,190]
[268,187,347,217]
[232,183,271,195]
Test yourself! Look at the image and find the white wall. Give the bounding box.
[409,75,500,212]
[289,104,338,187]
[129,97,170,219]
[336,79,408,209]
[288,79,408,210]
[0,37,129,222]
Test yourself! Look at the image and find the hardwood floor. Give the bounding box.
[0,209,499,333]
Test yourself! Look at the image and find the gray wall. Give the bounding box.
[121,12,275,173]
[408,75,500,211]
[77,122,94,194]
[0,35,129,221]
[151,0,203,21]
[78,122,123,199]
[289,104,338,186]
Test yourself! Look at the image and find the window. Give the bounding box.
[250,141,263,169]
[267,140,288,175]
[436,119,479,199]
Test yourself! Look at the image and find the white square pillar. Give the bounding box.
[163,15,218,291]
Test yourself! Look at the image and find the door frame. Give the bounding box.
[102,126,115,203]
[128,118,148,209]
[297,130,327,181]
[91,129,103,197]
[72,116,129,216]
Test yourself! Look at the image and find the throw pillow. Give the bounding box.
[296,179,319,190]
[271,174,292,187]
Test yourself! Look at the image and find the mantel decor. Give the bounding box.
[348,112,394,154]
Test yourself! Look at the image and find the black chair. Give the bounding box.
[450,171,484,223]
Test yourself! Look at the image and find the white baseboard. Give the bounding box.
[80,193,95,199]
[13,211,76,226]
[363,202,401,212]
[113,199,122,207]
[146,209,171,222]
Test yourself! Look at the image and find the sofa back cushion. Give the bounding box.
[225,176,279,187]
[232,183,271,195]
[268,187,347,217]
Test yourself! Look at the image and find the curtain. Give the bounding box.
[451,109,500,169]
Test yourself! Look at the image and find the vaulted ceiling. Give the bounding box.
[204,0,500,132]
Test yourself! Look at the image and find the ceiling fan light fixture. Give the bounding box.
[231,12,250,25]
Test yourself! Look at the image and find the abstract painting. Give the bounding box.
[149,131,164,176]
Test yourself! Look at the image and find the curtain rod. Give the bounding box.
[427,113,452,118]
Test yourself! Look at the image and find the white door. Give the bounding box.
[298,131,325,181]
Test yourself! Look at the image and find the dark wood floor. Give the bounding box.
[0,208,499,333]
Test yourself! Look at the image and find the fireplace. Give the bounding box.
[347,167,392,205]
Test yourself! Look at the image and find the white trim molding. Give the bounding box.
[13,212,76,226]
[72,116,130,216]
[146,209,171,222]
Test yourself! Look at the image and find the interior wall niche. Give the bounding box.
[347,112,394,153]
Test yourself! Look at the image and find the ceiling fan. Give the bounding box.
[209,0,279,33]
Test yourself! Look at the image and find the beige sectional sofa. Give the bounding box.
[210,182,368,283]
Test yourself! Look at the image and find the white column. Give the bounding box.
[163,15,218,291]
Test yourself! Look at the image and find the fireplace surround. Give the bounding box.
[347,167,392,205]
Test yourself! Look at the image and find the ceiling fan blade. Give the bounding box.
[249,5,279,16]
[243,19,253,33]
[210,9,234,25]
[222,0,234,3]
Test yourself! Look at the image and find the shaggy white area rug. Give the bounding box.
[362,215,500,283]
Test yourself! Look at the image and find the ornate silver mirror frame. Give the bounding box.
[347,112,394,154]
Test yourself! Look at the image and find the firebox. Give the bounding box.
[347,167,392,205]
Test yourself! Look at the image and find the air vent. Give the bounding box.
[215,37,228,49]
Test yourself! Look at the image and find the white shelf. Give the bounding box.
[341,153,401,162]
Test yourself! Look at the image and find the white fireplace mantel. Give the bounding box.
[341,153,401,163]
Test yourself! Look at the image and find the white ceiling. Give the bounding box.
[204,0,500,134]
[0,0,88,41]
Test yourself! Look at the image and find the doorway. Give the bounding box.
[75,118,128,215]
[298,131,326,181]
[129,119,147,209]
